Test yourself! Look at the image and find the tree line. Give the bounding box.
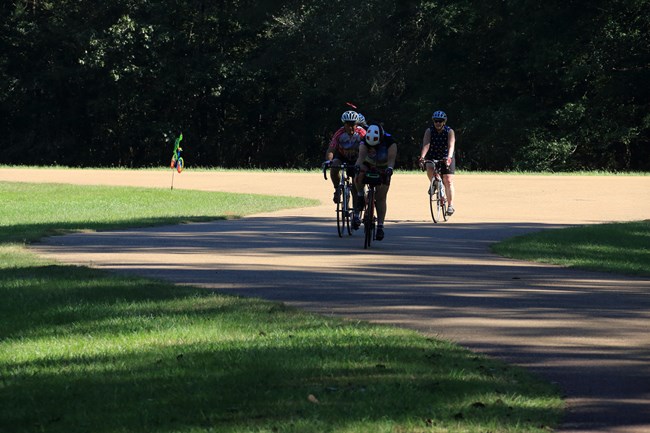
[1,0,648,171]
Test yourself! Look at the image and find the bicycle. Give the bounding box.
[361,170,384,249]
[422,159,448,223]
[323,162,355,237]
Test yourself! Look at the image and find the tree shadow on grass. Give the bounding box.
[0,267,560,433]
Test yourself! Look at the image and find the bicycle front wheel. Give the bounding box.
[336,186,344,237]
[344,184,353,236]
[364,188,375,249]
[429,178,442,223]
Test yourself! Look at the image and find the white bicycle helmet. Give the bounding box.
[365,124,383,146]
[432,110,447,121]
[341,110,359,123]
[357,113,367,127]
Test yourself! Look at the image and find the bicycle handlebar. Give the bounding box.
[322,162,354,181]
[420,159,447,172]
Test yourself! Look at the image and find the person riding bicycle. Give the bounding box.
[357,113,368,128]
[419,110,456,216]
[353,122,397,241]
[324,110,367,204]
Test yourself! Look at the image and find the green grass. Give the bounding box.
[0,181,563,433]
[492,220,650,276]
[0,182,317,244]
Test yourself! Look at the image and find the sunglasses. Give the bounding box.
[433,119,445,123]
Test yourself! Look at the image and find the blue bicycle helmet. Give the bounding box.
[432,110,447,121]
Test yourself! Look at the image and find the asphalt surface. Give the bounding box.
[3,168,650,432]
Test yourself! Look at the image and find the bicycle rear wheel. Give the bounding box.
[364,188,375,249]
[429,178,442,223]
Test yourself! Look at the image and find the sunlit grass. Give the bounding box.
[492,220,650,276]
[0,182,317,244]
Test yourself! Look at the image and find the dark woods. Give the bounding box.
[1,0,648,171]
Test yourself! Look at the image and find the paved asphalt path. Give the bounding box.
[3,168,650,432]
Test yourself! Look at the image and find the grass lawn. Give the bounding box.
[0,182,563,433]
[492,220,650,277]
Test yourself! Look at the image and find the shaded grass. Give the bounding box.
[492,220,650,276]
[0,181,563,432]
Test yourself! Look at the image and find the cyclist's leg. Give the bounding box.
[331,160,343,184]
[352,166,367,229]
[374,184,389,240]
[339,163,355,209]
[330,159,342,201]
[443,174,455,205]
[425,161,435,193]
[425,162,435,182]
[354,166,367,212]
[350,181,359,211]
[442,158,456,212]
[374,184,389,226]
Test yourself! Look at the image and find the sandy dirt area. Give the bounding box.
[3,167,649,224]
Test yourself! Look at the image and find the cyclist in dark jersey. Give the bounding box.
[419,110,456,216]
[353,123,397,241]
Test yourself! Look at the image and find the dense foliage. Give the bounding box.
[2,0,648,170]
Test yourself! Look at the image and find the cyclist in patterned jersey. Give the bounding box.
[353,122,397,241]
[418,110,456,216]
[324,110,367,204]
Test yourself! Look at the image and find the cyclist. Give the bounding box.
[353,122,397,241]
[418,110,456,216]
[357,113,368,128]
[324,110,366,204]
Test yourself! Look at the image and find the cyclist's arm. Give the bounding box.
[387,143,397,169]
[329,127,344,148]
[326,129,343,161]
[447,128,456,161]
[355,143,368,167]
[420,128,431,160]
